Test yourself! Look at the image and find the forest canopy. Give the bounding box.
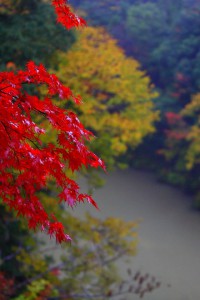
[55,26,159,168]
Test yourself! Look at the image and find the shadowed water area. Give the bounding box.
[72,169,200,300]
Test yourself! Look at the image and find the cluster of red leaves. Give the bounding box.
[165,130,187,140]
[165,112,187,144]
[52,0,86,29]
[0,272,15,300]
[0,61,105,243]
[165,112,182,125]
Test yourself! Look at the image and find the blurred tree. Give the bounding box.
[0,205,34,280]
[72,0,132,28]
[10,197,160,299]
[56,27,159,169]
[67,0,200,205]
[0,0,38,14]
[160,99,200,206]
[181,94,200,170]
[0,0,75,69]
[126,3,168,61]
[0,271,15,300]
[0,2,161,299]
[0,185,160,299]
[71,0,200,97]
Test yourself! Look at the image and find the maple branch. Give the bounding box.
[34,108,46,116]
[0,8,104,243]
[25,136,41,150]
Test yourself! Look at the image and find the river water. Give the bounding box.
[72,169,200,300]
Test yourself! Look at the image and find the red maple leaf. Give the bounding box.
[0,0,105,243]
[51,0,86,30]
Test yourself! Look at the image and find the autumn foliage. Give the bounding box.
[57,27,159,162]
[0,0,104,243]
[52,0,86,29]
[0,272,14,300]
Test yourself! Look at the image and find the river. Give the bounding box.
[71,169,200,300]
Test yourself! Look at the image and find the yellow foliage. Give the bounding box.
[56,27,159,161]
[16,248,47,276]
[181,93,200,169]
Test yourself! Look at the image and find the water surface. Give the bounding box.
[73,169,200,300]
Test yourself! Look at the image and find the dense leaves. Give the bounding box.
[0,272,15,300]
[72,0,199,94]
[0,0,107,243]
[182,94,200,170]
[0,1,162,299]
[56,27,159,168]
[1,203,160,299]
[0,61,105,243]
[0,195,161,299]
[0,0,76,70]
[52,0,86,29]
[70,0,200,204]
[160,95,200,206]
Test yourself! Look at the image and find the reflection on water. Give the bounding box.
[71,169,200,300]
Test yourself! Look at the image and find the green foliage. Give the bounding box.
[0,191,148,299]
[72,0,133,28]
[126,3,168,50]
[6,203,142,299]
[14,279,53,300]
[70,0,200,206]
[56,212,138,298]
[1,188,159,299]
[0,204,35,279]
[0,0,38,14]
[0,0,75,69]
[159,94,200,202]
[0,189,159,297]
[181,94,200,169]
[72,0,200,98]
[0,1,162,299]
